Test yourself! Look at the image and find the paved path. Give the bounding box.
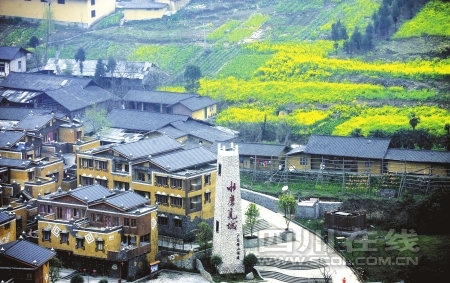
[241,199,361,283]
[58,199,359,283]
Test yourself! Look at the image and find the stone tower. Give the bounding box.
[212,143,245,274]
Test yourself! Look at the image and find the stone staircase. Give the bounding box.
[61,270,79,280]
[243,219,272,235]
[256,257,327,270]
[255,257,328,283]
[257,270,326,283]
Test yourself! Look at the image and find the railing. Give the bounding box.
[107,243,150,261]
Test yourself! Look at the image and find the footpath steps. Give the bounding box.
[243,219,272,235]
[61,271,79,280]
[256,257,327,270]
[257,270,325,283]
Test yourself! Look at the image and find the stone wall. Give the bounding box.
[241,189,342,219]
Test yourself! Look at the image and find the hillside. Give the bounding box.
[0,0,449,148]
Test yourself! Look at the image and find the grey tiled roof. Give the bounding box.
[0,131,25,148]
[178,96,216,111]
[150,146,217,172]
[305,135,391,159]
[385,148,450,163]
[69,184,114,203]
[0,46,30,60]
[0,89,42,103]
[209,142,287,157]
[0,72,92,91]
[0,107,50,121]
[0,240,55,267]
[113,135,182,159]
[157,126,188,139]
[285,145,307,156]
[45,84,116,111]
[105,191,148,211]
[107,109,189,132]
[122,90,196,104]
[0,211,15,224]
[0,157,31,169]
[170,120,235,143]
[15,114,54,131]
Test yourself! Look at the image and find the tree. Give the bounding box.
[70,274,84,283]
[197,221,212,257]
[94,59,106,84]
[244,203,260,238]
[183,231,196,249]
[83,104,112,135]
[29,36,40,48]
[277,193,297,231]
[49,257,62,283]
[184,65,202,93]
[243,253,258,273]
[350,128,363,137]
[210,254,223,274]
[74,47,86,75]
[409,113,420,130]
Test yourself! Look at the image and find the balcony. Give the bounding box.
[189,183,201,191]
[107,242,151,261]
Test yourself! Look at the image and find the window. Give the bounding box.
[156,193,168,205]
[300,157,308,166]
[91,10,96,18]
[18,61,22,70]
[157,216,168,226]
[170,196,182,207]
[137,171,146,181]
[113,217,120,226]
[60,231,69,244]
[91,0,95,5]
[0,62,4,73]
[131,219,136,227]
[216,220,219,233]
[204,191,211,203]
[218,164,222,176]
[174,218,182,228]
[365,161,372,167]
[140,233,150,243]
[114,181,129,191]
[28,171,34,181]
[95,160,108,171]
[81,158,93,168]
[124,218,130,226]
[204,174,211,185]
[76,237,85,249]
[96,214,103,223]
[170,178,182,188]
[42,229,51,242]
[81,176,94,185]
[56,207,63,219]
[97,178,108,187]
[73,208,79,218]
[58,0,65,4]
[96,238,104,251]
[156,176,168,187]
[189,195,201,210]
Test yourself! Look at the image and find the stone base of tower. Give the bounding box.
[217,263,245,274]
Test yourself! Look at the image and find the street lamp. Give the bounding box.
[42,0,52,63]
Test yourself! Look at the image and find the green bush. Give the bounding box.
[70,274,84,283]
[243,253,258,273]
[98,280,108,283]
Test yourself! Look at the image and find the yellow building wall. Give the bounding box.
[191,108,206,120]
[9,169,29,187]
[356,160,382,174]
[0,0,115,28]
[73,139,101,153]
[37,160,64,189]
[59,126,83,143]
[0,150,22,159]
[124,8,167,21]
[0,219,16,244]
[38,221,122,259]
[388,161,447,175]
[285,154,311,171]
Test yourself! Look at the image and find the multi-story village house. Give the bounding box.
[76,134,217,238]
[0,47,30,78]
[36,184,158,280]
[0,0,116,28]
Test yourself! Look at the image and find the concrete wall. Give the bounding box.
[241,189,342,219]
